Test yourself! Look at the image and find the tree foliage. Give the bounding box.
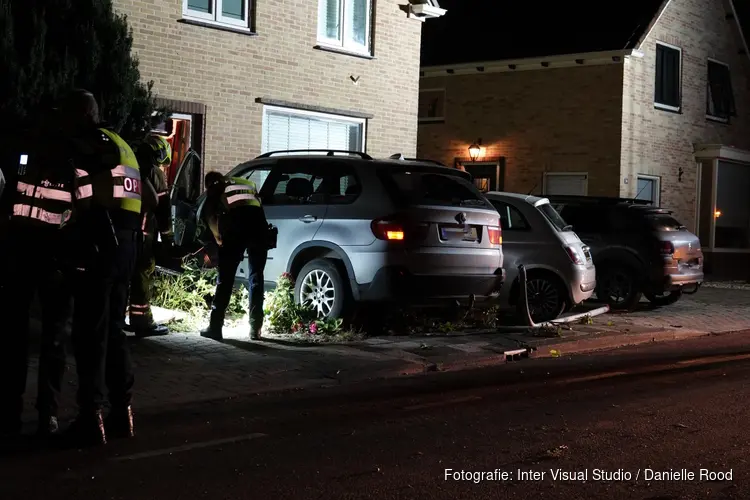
[0,0,166,142]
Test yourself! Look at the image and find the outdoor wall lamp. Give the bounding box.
[714,209,722,218]
[468,139,482,161]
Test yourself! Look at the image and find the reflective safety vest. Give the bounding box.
[221,177,261,211]
[10,153,89,228]
[74,129,142,217]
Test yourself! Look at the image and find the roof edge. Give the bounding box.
[632,0,672,49]
[728,0,750,65]
[420,49,637,77]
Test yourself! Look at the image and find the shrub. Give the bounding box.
[264,272,345,336]
[151,258,246,331]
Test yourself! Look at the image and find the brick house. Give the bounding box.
[111,0,446,181]
[417,0,750,278]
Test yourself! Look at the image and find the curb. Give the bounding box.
[534,329,712,357]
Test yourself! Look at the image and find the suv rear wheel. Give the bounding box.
[644,289,682,306]
[596,265,642,310]
[294,259,351,319]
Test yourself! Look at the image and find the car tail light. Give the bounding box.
[372,217,406,241]
[565,246,585,265]
[659,241,675,255]
[488,220,502,245]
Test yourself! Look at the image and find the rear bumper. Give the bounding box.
[664,271,704,290]
[357,266,506,304]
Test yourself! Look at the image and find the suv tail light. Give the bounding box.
[372,217,406,241]
[487,220,502,245]
[565,246,585,265]
[659,241,675,255]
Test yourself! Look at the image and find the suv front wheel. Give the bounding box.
[294,259,351,319]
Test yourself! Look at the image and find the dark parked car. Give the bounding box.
[546,196,703,310]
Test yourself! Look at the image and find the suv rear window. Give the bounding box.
[378,168,488,208]
[646,213,685,231]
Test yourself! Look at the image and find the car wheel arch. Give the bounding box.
[287,241,360,300]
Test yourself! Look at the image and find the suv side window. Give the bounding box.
[260,159,361,206]
[239,167,271,192]
[558,204,606,234]
[492,201,530,230]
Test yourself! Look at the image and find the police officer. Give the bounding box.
[127,133,173,337]
[200,171,269,341]
[0,115,75,441]
[58,89,157,446]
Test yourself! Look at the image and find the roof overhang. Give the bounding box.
[694,144,750,164]
[420,49,643,78]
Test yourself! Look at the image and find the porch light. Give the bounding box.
[468,139,482,161]
[714,209,722,218]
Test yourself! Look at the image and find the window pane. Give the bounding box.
[655,45,680,107]
[222,0,244,19]
[635,178,655,204]
[346,0,369,48]
[320,0,341,40]
[188,0,211,13]
[715,161,750,248]
[262,109,364,154]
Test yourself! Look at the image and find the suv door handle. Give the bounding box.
[299,215,317,223]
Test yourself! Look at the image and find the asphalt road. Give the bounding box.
[4,333,750,500]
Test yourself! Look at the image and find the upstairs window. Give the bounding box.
[183,0,252,30]
[654,42,682,112]
[318,0,373,55]
[706,59,736,122]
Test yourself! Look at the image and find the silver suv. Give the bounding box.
[484,192,596,323]
[170,150,505,319]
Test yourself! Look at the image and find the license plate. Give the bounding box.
[440,225,478,242]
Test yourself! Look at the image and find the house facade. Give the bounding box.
[112,0,445,183]
[417,0,750,278]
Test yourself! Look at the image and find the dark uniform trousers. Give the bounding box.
[128,232,156,326]
[0,239,72,426]
[211,207,269,329]
[72,229,137,412]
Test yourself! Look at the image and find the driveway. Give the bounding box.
[17,285,750,426]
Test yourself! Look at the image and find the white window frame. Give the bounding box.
[542,172,589,196]
[182,0,251,30]
[261,105,367,154]
[317,0,373,56]
[654,41,682,113]
[635,174,661,206]
[706,58,732,123]
[418,88,446,123]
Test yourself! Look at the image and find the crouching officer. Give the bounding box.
[127,133,173,337]
[200,171,273,340]
[0,122,75,441]
[59,89,157,446]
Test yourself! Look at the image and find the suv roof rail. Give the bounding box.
[255,149,373,160]
[388,153,447,166]
[545,195,652,205]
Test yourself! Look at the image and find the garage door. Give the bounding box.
[544,174,588,196]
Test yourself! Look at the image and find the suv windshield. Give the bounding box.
[537,202,570,231]
[378,168,488,208]
[646,212,686,231]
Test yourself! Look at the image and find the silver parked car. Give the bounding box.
[483,192,596,322]
[170,150,506,319]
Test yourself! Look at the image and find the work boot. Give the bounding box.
[133,323,169,338]
[201,311,224,340]
[61,411,107,447]
[105,406,135,439]
[36,414,59,437]
[250,324,262,340]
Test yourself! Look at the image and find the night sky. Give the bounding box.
[421,0,750,66]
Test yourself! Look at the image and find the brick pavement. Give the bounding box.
[19,286,750,425]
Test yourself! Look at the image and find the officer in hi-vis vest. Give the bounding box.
[0,113,81,442]
[200,171,272,341]
[57,89,157,447]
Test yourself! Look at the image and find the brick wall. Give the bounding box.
[621,0,750,230]
[112,0,422,173]
[417,65,624,195]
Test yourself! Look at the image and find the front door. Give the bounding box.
[463,162,503,193]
